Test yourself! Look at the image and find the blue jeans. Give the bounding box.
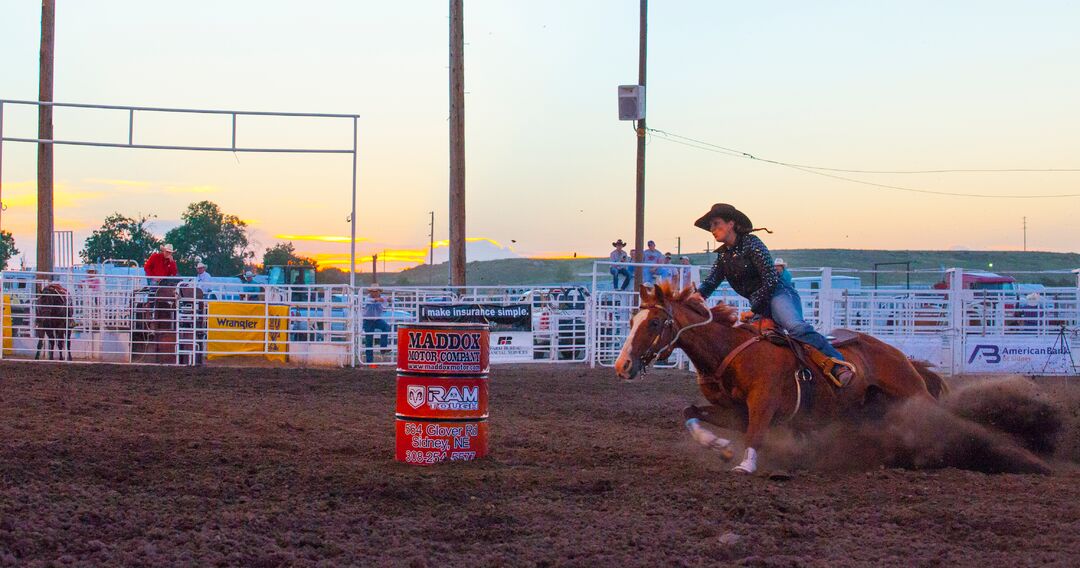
[767,287,844,361]
[610,267,631,290]
[363,319,391,363]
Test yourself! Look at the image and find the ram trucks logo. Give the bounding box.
[407,385,426,409]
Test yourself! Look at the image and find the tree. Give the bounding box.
[262,242,316,269]
[165,201,253,276]
[80,213,162,265]
[0,231,20,269]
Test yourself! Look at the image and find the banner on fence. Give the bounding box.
[963,335,1077,375]
[2,294,10,355]
[419,303,532,363]
[207,301,290,362]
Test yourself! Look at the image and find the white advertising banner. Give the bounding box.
[962,334,1077,375]
[419,303,534,364]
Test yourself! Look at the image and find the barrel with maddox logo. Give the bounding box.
[395,322,490,465]
[396,322,489,375]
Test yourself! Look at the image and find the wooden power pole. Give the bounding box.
[449,0,467,287]
[632,0,647,286]
[37,0,56,274]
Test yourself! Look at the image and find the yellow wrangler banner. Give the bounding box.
[207,302,290,362]
[2,294,12,355]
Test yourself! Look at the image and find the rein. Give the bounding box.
[638,301,714,368]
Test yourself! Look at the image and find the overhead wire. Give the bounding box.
[646,128,1080,199]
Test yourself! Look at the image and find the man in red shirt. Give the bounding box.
[144,243,178,285]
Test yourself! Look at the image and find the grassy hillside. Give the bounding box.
[370,249,1080,288]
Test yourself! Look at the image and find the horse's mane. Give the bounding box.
[40,282,68,297]
[645,281,739,326]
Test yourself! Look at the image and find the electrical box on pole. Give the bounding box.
[618,85,645,120]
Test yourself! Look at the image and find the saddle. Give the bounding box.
[729,317,861,388]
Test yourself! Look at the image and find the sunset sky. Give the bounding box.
[1,1,1078,271]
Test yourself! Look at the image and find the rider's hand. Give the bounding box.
[739,311,755,323]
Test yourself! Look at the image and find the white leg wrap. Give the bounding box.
[685,418,734,459]
[732,447,757,474]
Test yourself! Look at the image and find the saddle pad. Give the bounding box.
[827,329,860,347]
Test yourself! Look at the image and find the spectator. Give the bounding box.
[609,239,631,290]
[672,256,693,289]
[774,257,794,287]
[1021,292,1042,329]
[80,268,103,328]
[239,270,261,302]
[195,262,213,295]
[144,244,178,286]
[656,252,674,284]
[773,258,802,319]
[363,286,391,363]
[641,240,664,283]
[82,267,102,292]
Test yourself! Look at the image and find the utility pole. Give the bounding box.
[676,236,681,256]
[37,0,55,274]
[372,253,378,285]
[448,0,466,287]
[632,0,647,286]
[1023,216,1027,251]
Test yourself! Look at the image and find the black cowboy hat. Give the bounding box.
[612,239,627,247]
[694,203,753,232]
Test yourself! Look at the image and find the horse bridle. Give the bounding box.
[636,301,714,370]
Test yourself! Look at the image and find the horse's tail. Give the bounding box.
[911,360,949,400]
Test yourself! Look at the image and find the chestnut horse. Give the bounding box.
[132,283,205,365]
[615,282,950,474]
[35,283,72,360]
[132,285,180,364]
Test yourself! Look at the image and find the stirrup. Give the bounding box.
[823,358,856,388]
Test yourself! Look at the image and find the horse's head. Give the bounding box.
[615,282,729,380]
[149,286,179,322]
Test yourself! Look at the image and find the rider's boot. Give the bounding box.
[830,360,856,388]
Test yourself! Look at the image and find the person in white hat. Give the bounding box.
[195,261,213,293]
[144,243,178,286]
[773,257,794,287]
[1021,292,1042,329]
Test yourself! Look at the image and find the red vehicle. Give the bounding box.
[932,271,1017,291]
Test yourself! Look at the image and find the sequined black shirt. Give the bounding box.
[697,233,779,313]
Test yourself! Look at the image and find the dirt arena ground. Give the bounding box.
[1,362,1078,567]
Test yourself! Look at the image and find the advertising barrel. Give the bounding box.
[395,323,489,465]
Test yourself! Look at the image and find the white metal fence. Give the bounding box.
[1,267,1077,375]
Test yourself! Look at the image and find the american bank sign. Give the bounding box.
[964,336,1075,374]
[968,344,1071,365]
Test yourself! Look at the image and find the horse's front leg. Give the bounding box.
[683,401,747,461]
[733,390,780,474]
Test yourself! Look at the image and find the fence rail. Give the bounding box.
[1,267,1077,375]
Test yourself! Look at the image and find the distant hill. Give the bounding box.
[365,249,1080,288]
